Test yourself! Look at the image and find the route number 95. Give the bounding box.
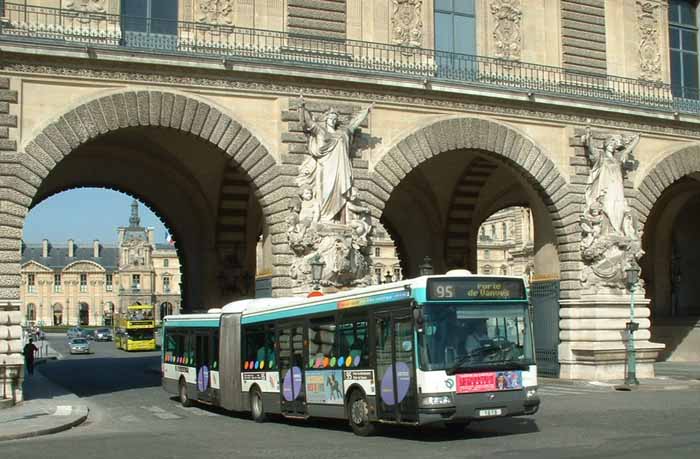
[434,285,455,298]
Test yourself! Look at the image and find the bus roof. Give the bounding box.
[162,272,527,325]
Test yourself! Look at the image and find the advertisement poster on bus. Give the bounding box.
[456,371,522,393]
[305,370,344,405]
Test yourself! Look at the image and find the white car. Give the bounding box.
[68,338,91,354]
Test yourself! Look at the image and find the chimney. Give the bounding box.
[42,239,49,257]
[93,240,100,258]
[68,239,74,258]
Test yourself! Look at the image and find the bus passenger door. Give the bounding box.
[278,324,306,417]
[195,332,212,402]
[375,310,418,423]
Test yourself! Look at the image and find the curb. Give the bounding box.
[0,406,89,442]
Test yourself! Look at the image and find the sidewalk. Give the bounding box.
[0,346,88,441]
[540,361,700,392]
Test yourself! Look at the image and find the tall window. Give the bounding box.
[132,274,141,290]
[26,303,36,322]
[435,0,476,75]
[374,247,381,257]
[163,276,171,293]
[670,1,699,98]
[54,273,61,293]
[27,274,35,293]
[122,0,178,49]
[163,259,169,268]
[80,273,88,292]
[106,273,113,291]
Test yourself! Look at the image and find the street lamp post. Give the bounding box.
[309,254,325,292]
[624,263,641,387]
[384,271,393,284]
[418,256,434,276]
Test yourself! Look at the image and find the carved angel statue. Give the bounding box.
[298,95,374,223]
[581,127,640,236]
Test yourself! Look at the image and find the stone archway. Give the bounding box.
[367,116,573,291]
[633,143,700,361]
[1,89,288,314]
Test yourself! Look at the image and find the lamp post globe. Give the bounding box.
[309,254,325,291]
[418,256,434,276]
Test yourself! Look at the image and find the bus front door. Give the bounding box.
[374,310,418,423]
[278,324,306,417]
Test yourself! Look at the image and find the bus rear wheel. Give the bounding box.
[179,379,192,407]
[250,387,267,423]
[348,391,375,436]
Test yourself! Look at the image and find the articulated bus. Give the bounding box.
[161,271,540,435]
[115,304,157,351]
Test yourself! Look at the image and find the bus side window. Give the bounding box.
[308,316,336,369]
[243,325,267,371]
[338,320,368,368]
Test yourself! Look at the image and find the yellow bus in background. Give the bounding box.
[115,304,157,351]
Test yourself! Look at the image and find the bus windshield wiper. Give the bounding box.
[445,345,502,375]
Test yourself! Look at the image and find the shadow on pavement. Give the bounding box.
[37,355,161,397]
[174,396,540,442]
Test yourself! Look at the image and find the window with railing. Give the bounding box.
[80,273,87,292]
[53,273,61,293]
[435,0,476,75]
[27,273,35,293]
[670,0,699,99]
[106,273,113,291]
[122,0,178,50]
[163,276,170,293]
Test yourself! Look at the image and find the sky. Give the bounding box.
[23,188,170,245]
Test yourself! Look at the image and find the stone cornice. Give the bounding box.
[3,53,700,139]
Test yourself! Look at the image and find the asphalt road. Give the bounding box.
[1,335,699,459]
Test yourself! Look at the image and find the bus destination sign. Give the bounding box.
[426,278,526,301]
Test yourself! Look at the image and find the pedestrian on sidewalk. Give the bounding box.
[23,338,39,376]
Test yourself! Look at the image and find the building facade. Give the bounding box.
[4,0,700,402]
[476,207,534,281]
[19,200,181,327]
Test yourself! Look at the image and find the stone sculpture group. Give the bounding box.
[287,96,375,293]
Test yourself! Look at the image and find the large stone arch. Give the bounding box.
[2,89,288,309]
[366,116,575,291]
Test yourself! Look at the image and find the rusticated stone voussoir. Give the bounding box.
[637,142,700,223]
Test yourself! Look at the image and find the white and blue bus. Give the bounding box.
[161,271,540,435]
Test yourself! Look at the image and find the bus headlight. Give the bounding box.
[525,387,538,398]
[420,393,454,407]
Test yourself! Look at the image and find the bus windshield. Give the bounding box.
[128,330,154,341]
[418,303,535,373]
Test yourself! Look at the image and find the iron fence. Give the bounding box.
[1,2,698,115]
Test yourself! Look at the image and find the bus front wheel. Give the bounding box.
[347,391,375,436]
[250,387,267,423]
[179,379,192,407]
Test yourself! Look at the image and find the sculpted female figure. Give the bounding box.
[298,95,373,222]
[582,127,640,236]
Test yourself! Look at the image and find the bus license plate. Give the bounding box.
[477,408,503,418]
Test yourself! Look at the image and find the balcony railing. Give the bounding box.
[1,2,699,115]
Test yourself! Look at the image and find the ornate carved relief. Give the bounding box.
[580,128,643,294]
[490,0,522,60]
[391,0,423,48]
[636,1,662,81]
[63,0,107,23]
[197,0,234,26]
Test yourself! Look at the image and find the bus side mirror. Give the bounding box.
[412,306,424,334]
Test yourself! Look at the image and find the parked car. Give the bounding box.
[68,338,90,354]
[66,327,84,339]
[84,330,96,340]
[94,328,113,341]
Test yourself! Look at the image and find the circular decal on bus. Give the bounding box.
[197,365,209,392]
[337,356,345,367]
[282,366,302,401]
[380,362,411,406]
